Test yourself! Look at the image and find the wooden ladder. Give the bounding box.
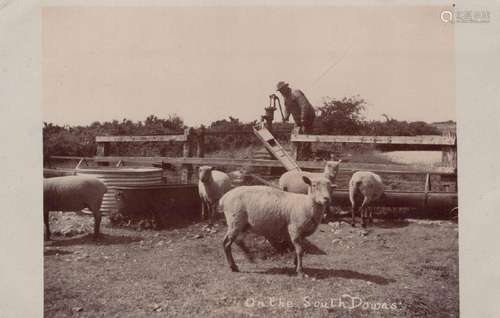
[252,124,301,172]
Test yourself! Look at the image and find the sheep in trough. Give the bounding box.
[43,175,107,240]
[198,166,232,225]
[349,171,385,227]
[219,175,334,277]
[278,160,342,194]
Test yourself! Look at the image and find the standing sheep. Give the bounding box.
[349,171,384,227]
[44,175,107,240]
[279,160,342,194]
[219,175,334,277]
[198,166,232,225]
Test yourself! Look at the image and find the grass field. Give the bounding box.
[44,211,458,318]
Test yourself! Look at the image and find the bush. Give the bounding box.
[43,99,443,162]
[43,114,185,161]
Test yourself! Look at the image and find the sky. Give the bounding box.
[42,6,455,127]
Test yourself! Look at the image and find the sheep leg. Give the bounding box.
[360,208,367,228]
[208,202,215,226]
[360,197,370,228]
[92,209,102,238]
[235,237,255,263]
[223,232,239,272]
[351,206,356,227]
[44,209,50,240]
[201,200,209,221]
[210,200,220,226]
[88,200,102,238]
[351,201,361,227]
[288,227,305,277]
[292,238,305,277]
[201,200,206,220]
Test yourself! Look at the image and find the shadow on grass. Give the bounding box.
[263,238,327,256]
[259,267,396,285]
[44,248,73,256]
[302,239,327,255]
[48,233,142,247]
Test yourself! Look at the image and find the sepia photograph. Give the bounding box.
[3,1,499,317]
[40,4,461,317]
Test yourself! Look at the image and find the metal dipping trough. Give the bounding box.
[114,184,200,226]
[76,166,163,213]
[330,190,458,211]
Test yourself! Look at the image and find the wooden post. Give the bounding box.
[96,142,110,166]
[290,126,300,160]
[441,137,457,191]
[424,173,432,192]
[181,127,194,183]
[441,145,457,170]
[197,125,205,158]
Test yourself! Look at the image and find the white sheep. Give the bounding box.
[198,166,232,225]
[43,175,107,240]
[278,160,342,194]
[349,171,385,227]
[227,167,251,186]
[219,175,334,277]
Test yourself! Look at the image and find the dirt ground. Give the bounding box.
[44,212,458,318]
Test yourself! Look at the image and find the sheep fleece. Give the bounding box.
[278,171,326,194]
[349,171,384,202]
[198,171,232,203]
[220,186,322,240]
[44,176,107,212]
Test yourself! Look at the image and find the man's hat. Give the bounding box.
[276,81,289,91]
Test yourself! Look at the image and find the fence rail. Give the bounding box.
[96,135,187,142]
[290,134,456,145]
[49,155,457,176]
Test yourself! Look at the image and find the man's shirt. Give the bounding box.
[283,89,315,126]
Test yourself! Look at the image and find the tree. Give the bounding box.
[315,96,366,135]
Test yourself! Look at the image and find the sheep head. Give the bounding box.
[302,176,333,206]
[323,160,342,182]
[199,166,215,183]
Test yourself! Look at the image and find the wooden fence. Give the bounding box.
[80,125,458,185]
[289,127,457,170]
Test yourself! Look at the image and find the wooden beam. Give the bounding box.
[96,142,110,166]
[202,128,292,136]
[96,135,187,143]
[181,128,194,183]
[61,156,456,175]
[197,125,205,158]
[290,134,456,146]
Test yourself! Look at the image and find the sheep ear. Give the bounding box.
[302,176,312,186]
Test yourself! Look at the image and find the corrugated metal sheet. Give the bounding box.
[76,167,163,214]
